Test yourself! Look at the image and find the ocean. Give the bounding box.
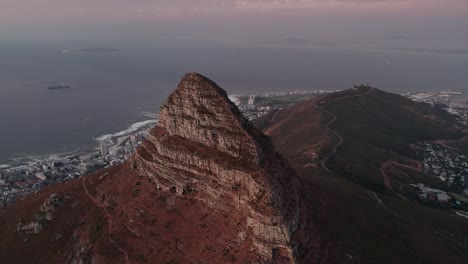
[1,39,467,163]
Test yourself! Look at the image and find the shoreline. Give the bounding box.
[0,118,157,207]
[0,119,157,168]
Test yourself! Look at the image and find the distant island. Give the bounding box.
[275,37,468,56]
[61,47,121,53]
[275,38,338,47]
[48,83,69,90]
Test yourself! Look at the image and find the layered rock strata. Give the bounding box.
[132,73,312,261]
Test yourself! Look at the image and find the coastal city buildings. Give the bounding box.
[403,90,468,125]
[232,89,332,120]
[0,129,149,207]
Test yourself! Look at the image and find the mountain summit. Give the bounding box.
[132,72,326,262]
[0,73,329,263]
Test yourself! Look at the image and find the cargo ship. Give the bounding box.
[48,83,69,90]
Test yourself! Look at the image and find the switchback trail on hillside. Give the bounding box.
[318,87,375,171]
[380,160,423,189]
[315,88,468,253]
[315,88,407,219]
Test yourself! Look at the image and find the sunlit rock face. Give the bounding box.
[132,73,319,262]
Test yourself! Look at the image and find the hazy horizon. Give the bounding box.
[1,0,467,49]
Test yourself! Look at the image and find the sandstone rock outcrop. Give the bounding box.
[16,193,64,234]
[132,73,317,261]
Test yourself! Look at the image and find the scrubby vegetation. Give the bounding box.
[325,88,464,190]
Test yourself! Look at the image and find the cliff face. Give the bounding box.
[157,74,265,166]
[133,73,315,261]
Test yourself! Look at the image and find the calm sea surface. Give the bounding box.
[1,39,467,162]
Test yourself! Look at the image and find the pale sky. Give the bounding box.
[1,0,467,45]
[1,0,466,21]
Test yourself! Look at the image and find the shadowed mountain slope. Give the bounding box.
[255,86,468,263]
[257,86,464,189]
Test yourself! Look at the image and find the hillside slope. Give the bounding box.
[255,86,468,263]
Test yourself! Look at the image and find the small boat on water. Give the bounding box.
[48,83,69,90]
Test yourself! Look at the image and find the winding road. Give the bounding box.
[380,160,423,189]
[314,88,468,251]
[316,87,406,219]
[318,87,375,171]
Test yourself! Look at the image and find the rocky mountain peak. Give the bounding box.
[130,73,320,261]
[157,72,266,167]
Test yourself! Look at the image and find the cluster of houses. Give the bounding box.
[232,90,333,120]
[0,130,149,207]
[0,153,108,207]
[422,142,468,185]
[411,183,451,203]
[410,183,468,219]
[404,90,468,125]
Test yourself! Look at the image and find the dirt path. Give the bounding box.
[381,163,393,190]
[313,88,408,218]
[433,139,462,152]
[314,93,468,249]
[383,160,422,172]
[318,87,375,171]
[81,175,130,264]
[380,160,423,189]
[367,191,405,220]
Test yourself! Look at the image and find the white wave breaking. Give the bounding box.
[0,164,11,169]
[228,95,241,106]
[95,119,157,142]
[141,111,158,119]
